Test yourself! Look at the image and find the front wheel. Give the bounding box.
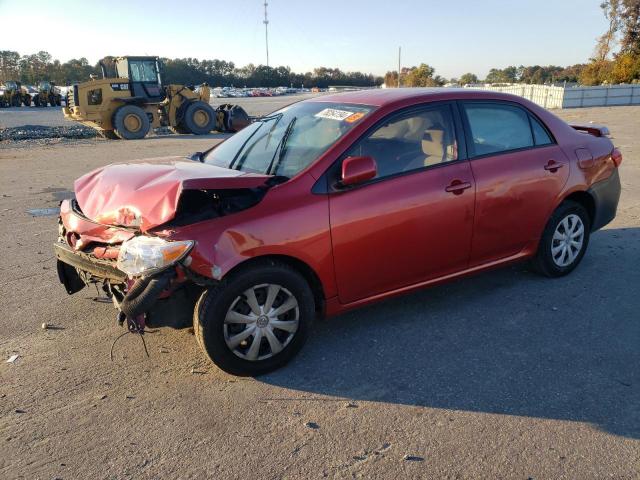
[183,101,216,135]
[194,262,314,376]
[531,200,591,277]
[113,105,150,140]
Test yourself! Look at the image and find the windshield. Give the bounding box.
[204,101,374,178]
[129,60,158,82]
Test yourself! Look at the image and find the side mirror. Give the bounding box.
[341,156,377,187]
[188,151,204,162]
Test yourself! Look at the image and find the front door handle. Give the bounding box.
[445,180,472,195]
[544,160,564,172]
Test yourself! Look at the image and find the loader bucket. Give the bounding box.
[216,104,251,132]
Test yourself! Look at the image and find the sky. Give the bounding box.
[0,0,608,79]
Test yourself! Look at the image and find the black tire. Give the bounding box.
[55,96,62,106]
[183,101,216,135]
[113,105,150,140]
[23,96,31,107]
[194,261,315,376]
[531,200,591,278]
[33,96,41,107]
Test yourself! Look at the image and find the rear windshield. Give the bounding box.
[204,101,374,178]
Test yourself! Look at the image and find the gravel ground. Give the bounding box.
[0,105,638,479]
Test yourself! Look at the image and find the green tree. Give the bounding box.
[403,64,444,87]
[459,73,478,85]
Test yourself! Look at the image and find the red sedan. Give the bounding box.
[55,89,622,375]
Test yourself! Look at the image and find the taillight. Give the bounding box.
[611,148,623,167]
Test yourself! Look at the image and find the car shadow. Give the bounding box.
[260,227,640,439]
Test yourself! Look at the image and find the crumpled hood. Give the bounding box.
[74,156,270,231]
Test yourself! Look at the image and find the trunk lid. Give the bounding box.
[74,156,270,231]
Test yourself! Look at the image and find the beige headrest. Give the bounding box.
[422,128,445,158]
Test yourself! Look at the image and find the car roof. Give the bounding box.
[308,88,526,107]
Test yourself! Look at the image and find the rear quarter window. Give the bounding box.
[530,115,553,146]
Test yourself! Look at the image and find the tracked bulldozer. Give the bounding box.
[33,81,62,107]
[63,56,250,139]
[0,81,32,107]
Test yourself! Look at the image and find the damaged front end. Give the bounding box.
[54,157,277,336]
[54,199,204,332]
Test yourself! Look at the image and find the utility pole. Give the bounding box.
[263,1,270,67]
[397,46,401,88]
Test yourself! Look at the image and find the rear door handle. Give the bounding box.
[445,180,472,194]
[544,160,564,172]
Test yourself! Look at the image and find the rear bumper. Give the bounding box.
[589,168,621,231]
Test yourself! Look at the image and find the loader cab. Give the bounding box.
[115,56,165,101]
[5,81,19,92]
[38,81,51,93]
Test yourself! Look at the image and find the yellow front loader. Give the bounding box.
[63,56,250,139]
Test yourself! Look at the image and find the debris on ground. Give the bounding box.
[345,402,358,408]
[403,455,424,462]
[304,421,320,429]
[6,354,19,364]
[41,322,50,330]
[28,208,60,218]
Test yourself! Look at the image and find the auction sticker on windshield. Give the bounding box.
[315,108,361,121]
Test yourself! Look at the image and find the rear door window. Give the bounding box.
[463,103,534,156]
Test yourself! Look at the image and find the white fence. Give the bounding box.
[466,84,640,109]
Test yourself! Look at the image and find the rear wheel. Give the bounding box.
[113,105,150,140]
[531,200,590,277]
[194,262,314,376]
[33,96,41,107]
[183,101,216,135]
[23,96,31,107]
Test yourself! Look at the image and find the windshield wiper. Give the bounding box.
[228,113,284,171]
[266,116,297,176]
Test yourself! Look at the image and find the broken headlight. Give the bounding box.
[117,236,194,277]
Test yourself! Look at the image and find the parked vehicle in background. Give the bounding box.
[0,81,32,107]
[54,89,622,376]
[33,81,62,107]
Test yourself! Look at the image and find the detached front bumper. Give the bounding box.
[55,242,126,285]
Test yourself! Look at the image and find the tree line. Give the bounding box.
[383,63,589,88]
[0,51,383,88]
